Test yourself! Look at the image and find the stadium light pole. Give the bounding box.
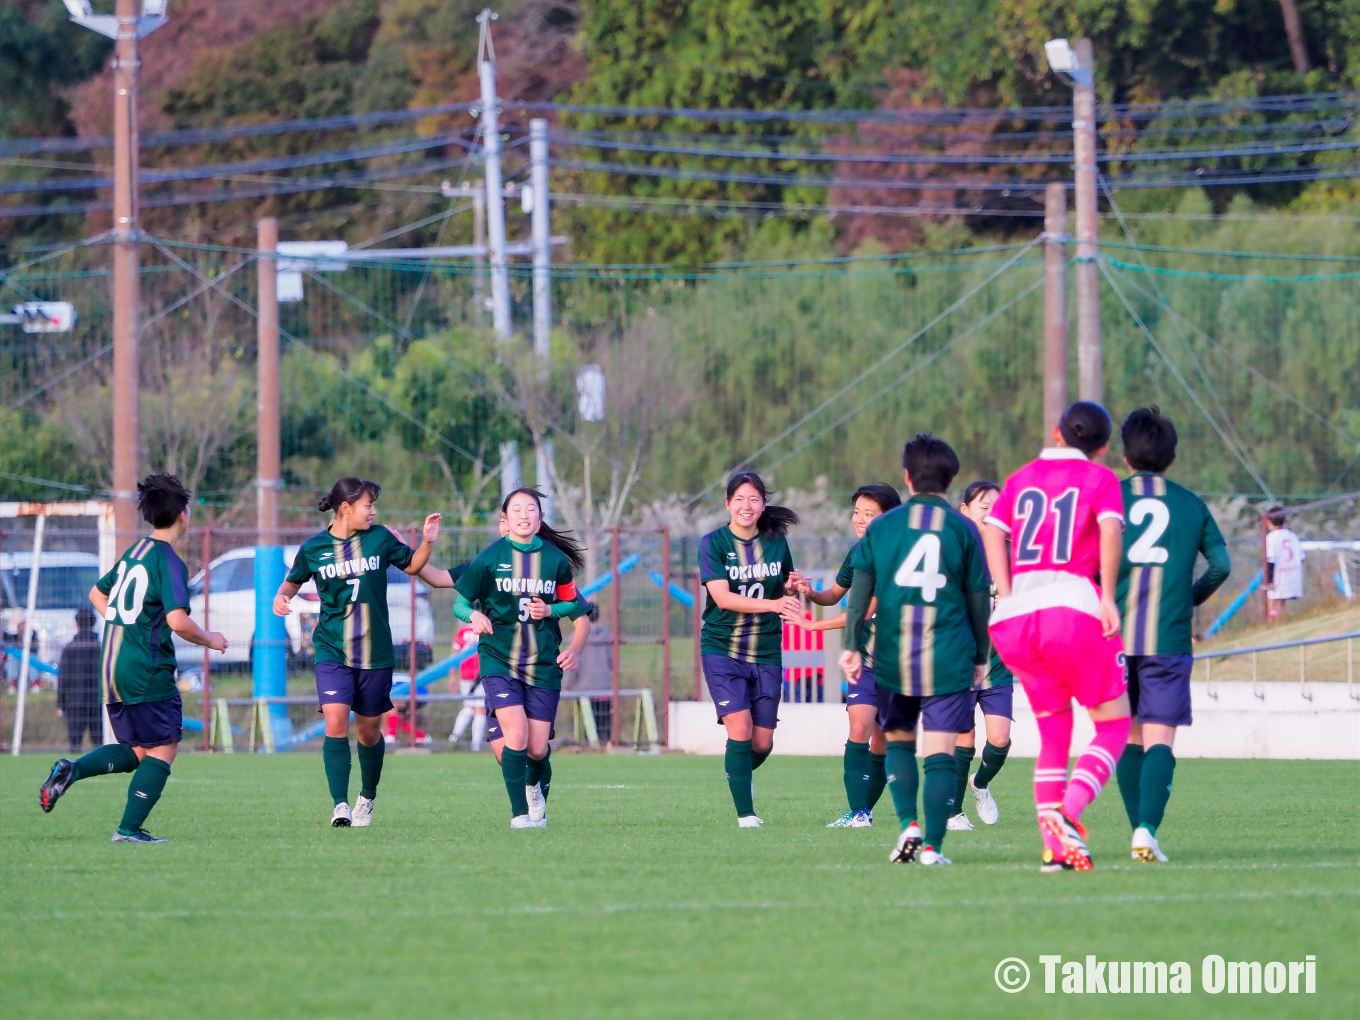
[1044,36,1102,403]
[64,0,169,551]
[477,10,511,339]
[1042,182,1069,442]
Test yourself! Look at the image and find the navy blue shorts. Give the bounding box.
[484,706,555,742]
[702,654,782,729]
[921,689,976,734]
[845,665,879,713]
[315,662,394,718]
[483,675,561,724]
[107,692,182,748]
[1127,653,1194,727]
[959,685,1014,731]
[875,684,920,735]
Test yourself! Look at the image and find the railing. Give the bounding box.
[1195,630,1359,702]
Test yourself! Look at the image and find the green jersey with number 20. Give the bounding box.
[95,537,191,705]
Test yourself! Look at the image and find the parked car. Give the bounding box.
[0,550,104,669]
[173,546,434,669]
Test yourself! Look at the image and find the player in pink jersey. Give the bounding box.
[981,402,1132,872]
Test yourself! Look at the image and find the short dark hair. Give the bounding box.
[850,483,902,514]
[1265,504,1287,528]
[75,605,97,630]
[137,473,190,529]
[901,434,960,494]
[1121,406,1178,473]
[1059,401,1113,455]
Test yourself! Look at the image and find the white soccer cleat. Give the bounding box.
[526,782,546,823]
[947,812,974,831]
[331,803,352,827]
[738,815,763,828]
[352,794,374,827]
[919,847,952,866]
[1132,826,1168,863]
[889,821,923,863]
[848,809,873,828]
[510,814,535,829]
[969,773,999,825]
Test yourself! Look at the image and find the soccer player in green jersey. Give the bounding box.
[699,471,803,827]
[453,487,583,828]
[947,480,1015,832]
[274,478,440,827]
[39,475,229,843]
[1113,408,1231,863]
[788,483,901,828]
[842,436,992,865]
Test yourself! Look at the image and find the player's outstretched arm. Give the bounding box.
[704,579,802,622]
[167,609,228,653]
[273,580,301,617]
[403,513,442,575]
[790,571,846,607]
[417,565,455,588]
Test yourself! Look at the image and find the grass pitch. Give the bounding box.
[2,752,1356,1019]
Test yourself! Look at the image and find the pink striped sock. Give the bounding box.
[1061,715,1132,822]
[1034,709,1074,853]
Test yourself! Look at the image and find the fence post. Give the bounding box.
[659,526,670,745]
[202,527,212,753]
[693,569,703,700]
[610,527,621,747]
[409,526,419,748]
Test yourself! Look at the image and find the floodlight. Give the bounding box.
[62,0,92,17]
[1044,39,1079,74]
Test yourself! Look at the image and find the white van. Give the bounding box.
[0,551,103,667]
[173,546,434,669]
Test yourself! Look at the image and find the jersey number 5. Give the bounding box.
[1014,487,1079,565]
[1126,498,1171,564]
[894,533,946,602]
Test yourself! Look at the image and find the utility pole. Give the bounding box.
[471,181,486,320]
[477,10,511,339]
[1043,183,1069,442]
[1071,37,1102,404]
[256,217,281,542]
[530,118,554,522]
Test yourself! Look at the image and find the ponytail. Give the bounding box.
[725,470,799,538]
[501,486,586,571]
[319,477,381,514]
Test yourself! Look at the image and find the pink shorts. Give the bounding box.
[990,604,1126,716]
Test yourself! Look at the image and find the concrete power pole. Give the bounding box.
[530,118,555,522]
[477,10,511,339]
[1072,37,1102,403]
[1043,183,1069,443]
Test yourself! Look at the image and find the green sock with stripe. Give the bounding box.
[73,743,138,781]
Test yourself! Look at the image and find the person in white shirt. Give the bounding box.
[1264,506,1305,620]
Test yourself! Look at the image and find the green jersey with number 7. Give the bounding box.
[94,537,191,705]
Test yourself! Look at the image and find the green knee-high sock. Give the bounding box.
[885,740,919,826]
[117,756,171,834]
[843,740,871,812]
[356,738,384,800]
[751,747,770,771]
[973,740,1010,789]
[952,745,976,815]
[73,743,138,781]
[322,736,352,806]
[501,747,530,817]
[923,752,956,851]
[867,752,888,810]
[724,738,755,817]
[1116,744,1145,831]
[1138,744,1176,836]
[527,747,552,802]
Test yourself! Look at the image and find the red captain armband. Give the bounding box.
[557,580,578,602]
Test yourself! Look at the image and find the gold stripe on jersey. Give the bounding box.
[1123,564,1165,656]
[727,539,767,663]
[101,626,123,702]
[131,537,153,561]
[898,604,938,696]
[907,503,947,532]
[508,547,544,681]
[1132,475,1168,498]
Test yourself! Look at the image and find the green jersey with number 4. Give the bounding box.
[95,537,191,705]
[699,525,795,665]
[455,536,579,689]
[1117,473,1227,656]
[852,495,989,697]
[286,526,415,669]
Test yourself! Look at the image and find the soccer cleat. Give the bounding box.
[111,828,168,844]
[737,815,763,828]
[1038,809,1092,871]
[510,814,535,828]
[969,773,999,825]
[1132,826,1168,863]
[947,812,974,832]
[331,802,353,827]
[919,847,951,865]
[826,809,872,828]
[1040,847,1076,873]
[352,795,375,828]
[40,758,76,813]
[526,782,547,824]
[889,821,923,863]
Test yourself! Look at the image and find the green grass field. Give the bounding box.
[3,752,1356,1019]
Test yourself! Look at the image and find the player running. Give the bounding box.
[39,474,229,843]
[982,401,1131,872]
[274,478,440,828]
[453,487,583,827]
[788,483,902,828]
[841,436,991,866]
[947,480,1014,832]
[1113,407,1231,863]
[699,471,803,828]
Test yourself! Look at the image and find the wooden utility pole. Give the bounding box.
[256,218,281,544]
[1072,37,1102,404]
[1043,183,1069,441]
